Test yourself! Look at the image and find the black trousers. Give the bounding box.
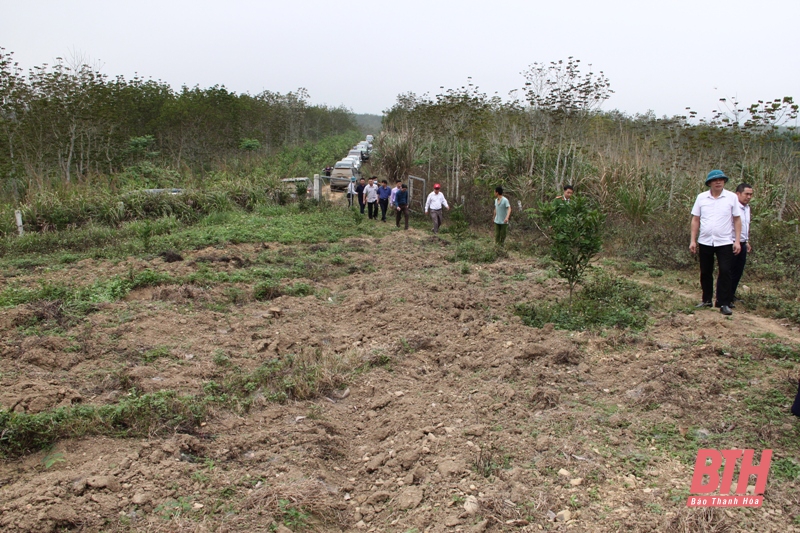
[699,244,734,306]
[793,382,800,417]
[367,201,378,219]
[379,199,389,220]
[729,244,748,300]
[395,205,409,229]
[358,195,365,214]
[792,383,800,416]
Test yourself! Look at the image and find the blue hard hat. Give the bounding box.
[350,177,356,181]
[705,169,729,185]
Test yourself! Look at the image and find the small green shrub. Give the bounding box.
[213,350,231,367]
[278,499,310,529]
[253,281,282,301]
[142,346,172,363]
[528,195,604,304]
[284,282,313,297]
[155,496,194,520]
[449,204,469,242]
[351,206,364,225]
[515,271,653,331]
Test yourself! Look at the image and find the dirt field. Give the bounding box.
[1,222,799,532]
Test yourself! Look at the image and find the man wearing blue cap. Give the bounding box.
[689,170,742,315]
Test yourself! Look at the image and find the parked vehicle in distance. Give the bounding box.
[349,149,369,162]
[366,135,374,142]
[344,156,362,169]
[330,166,358,191]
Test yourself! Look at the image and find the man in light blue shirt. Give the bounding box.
[493,186,511,246]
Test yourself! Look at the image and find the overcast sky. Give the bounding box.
[2,0,799,120]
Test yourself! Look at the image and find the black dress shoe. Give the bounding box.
[720,305,733,316]
[695,302,712,308]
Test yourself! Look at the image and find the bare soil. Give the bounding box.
[1,226,799,532]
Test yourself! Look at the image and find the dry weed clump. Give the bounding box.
[552,347,582,365]
[26,300,65,324]
[143,516,216,533]
[289,348,365,400]
[479,494,525,523]
[530,387,560,409]
[151,285,210,304]
[242,478,350,528]
[661,507,734,533]
[629,366,693,406]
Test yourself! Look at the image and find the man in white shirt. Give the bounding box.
[729,183,753,305]
[389,180,401,208]
[689,170,742,316]
[346,177,357,208]
[424,183,450,234]
[364,177,379,220]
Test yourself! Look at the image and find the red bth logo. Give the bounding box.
[687,449,771,507]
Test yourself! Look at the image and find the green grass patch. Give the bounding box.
[284,282,314,297]
[0,390,205,458]
[0,269,174,316]
[771,456,800,481]
[0,348,365,457]
[742,388,793,436]
[253,280,282,301]
[448,240,506,263]
[0,206,386,273]
[515,270,655,331]
[142,346,173,363]
[760,342,800,361]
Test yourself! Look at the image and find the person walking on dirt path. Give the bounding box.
[425,183,449,234]
[791,372,800,417]
[395,183,410,230]
[356,177,367,214]
[390,179,402,209]
[378,180,392,222]
[493,186,512,246]
[365,177,379,220]
[729,183,754,306]
[556,184,574,202]
[689,170,742,316]
[346,177,357,208]
[786,371,800,417]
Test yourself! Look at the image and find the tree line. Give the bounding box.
[376,58,799,226]
[0,48,356,201]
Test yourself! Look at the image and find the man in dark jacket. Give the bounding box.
[355,178,366,214]
[395,184,409,230]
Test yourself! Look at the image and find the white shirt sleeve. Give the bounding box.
[731,199,742,218]
[691,195,702,217]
